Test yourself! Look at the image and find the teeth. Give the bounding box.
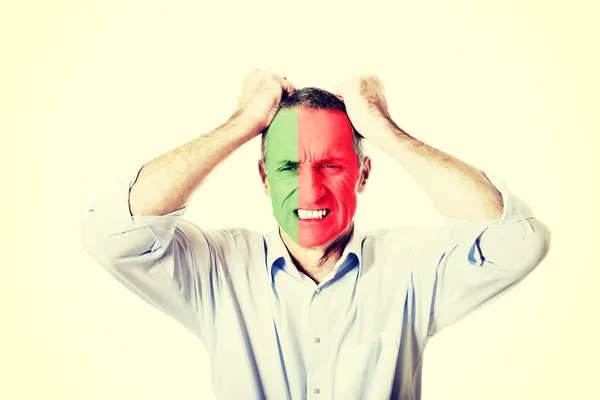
[297,209,329,219]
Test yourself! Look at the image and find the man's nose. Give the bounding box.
[298,167,326,204]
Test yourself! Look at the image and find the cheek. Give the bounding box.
[269,176,297,198]
[327,170,359,191]
[325,171,360,204]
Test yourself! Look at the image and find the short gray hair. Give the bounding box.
[259,87,365,167]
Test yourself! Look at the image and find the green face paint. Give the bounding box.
[265,108,299,243]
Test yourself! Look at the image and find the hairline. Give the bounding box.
[260,106,365,167]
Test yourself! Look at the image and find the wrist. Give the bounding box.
[360,116,406,146]
[223,111,264,140]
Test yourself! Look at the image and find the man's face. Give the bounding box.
[262,107,366,248]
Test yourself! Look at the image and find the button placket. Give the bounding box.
[307,289,326,398]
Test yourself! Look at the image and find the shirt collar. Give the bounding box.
[263,224,365,286]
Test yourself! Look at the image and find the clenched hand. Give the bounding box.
[234,69,296,136]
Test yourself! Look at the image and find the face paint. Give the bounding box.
[297,107,360,247]
[265,109,299,243]
[265,107,361,248]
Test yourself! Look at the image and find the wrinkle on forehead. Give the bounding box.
[297,107,355,164]
[265,108,299,168]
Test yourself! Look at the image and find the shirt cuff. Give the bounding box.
[87,164,187,239]
[442,172,535,265]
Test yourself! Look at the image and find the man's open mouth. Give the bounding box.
[294,209,331,220]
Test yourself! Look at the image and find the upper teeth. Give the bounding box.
[298,209,328,219]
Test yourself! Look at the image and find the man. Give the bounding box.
[81,69,551,399]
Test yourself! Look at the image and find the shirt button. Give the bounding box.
[313,337,320,343]
[313,388,320,394]
[315,288,320,294]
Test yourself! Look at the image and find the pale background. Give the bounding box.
[2,0,598,399]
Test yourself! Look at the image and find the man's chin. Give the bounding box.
[296,231,329,248]
[297,237,328,248]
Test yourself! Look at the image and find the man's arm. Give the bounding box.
[365,123,502,222]
[334,75,550,336]
[81,69,294,341]
[333,75,502,222]
[130,70,295,216]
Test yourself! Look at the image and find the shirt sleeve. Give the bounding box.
[420,172,552,337]
[80,165,232,346]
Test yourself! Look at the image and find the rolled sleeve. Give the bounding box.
[424,172,551,336]
[84,165,187,242]
[442,172,540,267]
[80,165,213,342]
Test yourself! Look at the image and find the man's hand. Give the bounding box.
[234,69,296,135]
[335,74,505,222]
[129,69,294,216]
[332,75,399,148]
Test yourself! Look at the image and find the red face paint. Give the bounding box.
[297,107,361,247]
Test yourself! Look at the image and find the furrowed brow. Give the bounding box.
[321,157,350,164]
[278,160,299,168]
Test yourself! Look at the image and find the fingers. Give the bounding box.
[278,75,296,96]
[332,75,384,103]
[244,69,295,95]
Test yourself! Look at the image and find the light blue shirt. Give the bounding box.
[81,167,551,399]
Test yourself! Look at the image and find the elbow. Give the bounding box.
[79,209,172,267]
[517,217,552,275]
[480,217,551,276]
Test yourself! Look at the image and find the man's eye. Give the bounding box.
[323,165,339,169]
[280,166,298,172]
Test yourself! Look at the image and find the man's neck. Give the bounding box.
[279,224,354,285]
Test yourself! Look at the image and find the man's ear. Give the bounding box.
[356,156,371,194]
[258,160,270,197]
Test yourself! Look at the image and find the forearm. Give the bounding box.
[129,113,258,216]
[374,119,503,221]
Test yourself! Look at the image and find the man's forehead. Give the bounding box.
[265,107,354,161]
[265,108,299,164]
[296,107,353,145]
[268,107,352,134]
[267,108,298,139]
